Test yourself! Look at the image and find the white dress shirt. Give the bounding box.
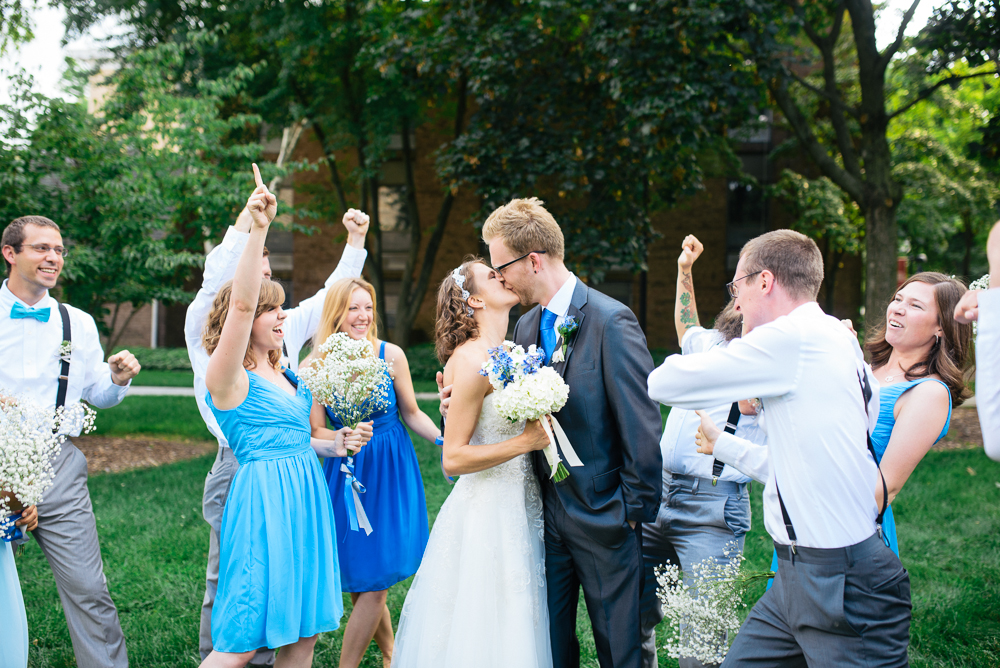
[0,280,130,434]
[656,326,766,483]
[184,227,367,448]
[979,289,1000,461]
[648,302,881,549]
[542,273,578,329]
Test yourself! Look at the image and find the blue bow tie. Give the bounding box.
[10,302,51,323]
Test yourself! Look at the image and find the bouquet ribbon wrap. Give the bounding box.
[541,416,584,478]
[1,511,24,543]
[340,458,373,537]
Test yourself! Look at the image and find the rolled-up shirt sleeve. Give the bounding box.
[979,289,1000,460]
[80,315,129,409]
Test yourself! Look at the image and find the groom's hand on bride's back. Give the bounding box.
[436,371,452,418]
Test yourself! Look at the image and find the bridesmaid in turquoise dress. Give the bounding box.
[1,539,28,667]
[768,272,972,583]
[306,277,441,668]
[199,165,372,668]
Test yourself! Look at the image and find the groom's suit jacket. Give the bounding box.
[513,280,662,548]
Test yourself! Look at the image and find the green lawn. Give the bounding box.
[131,370,196,387]
[16,401,1000,667]
[91,396,213,442]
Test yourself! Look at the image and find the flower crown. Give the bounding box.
[452,266,475,317]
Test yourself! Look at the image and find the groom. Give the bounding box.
[482,198,663,668]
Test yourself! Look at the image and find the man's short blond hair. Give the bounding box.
[481,198,565,261]
[740,229,824,301]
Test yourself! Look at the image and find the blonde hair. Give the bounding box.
[202,279,285,370]
[435,257,487,364]
[481,197,565,260]
[313,277,379,357]
[740,229,824,301]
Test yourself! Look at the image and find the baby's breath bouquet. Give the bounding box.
[655,543,773,664]
[1,394,96,541]
[970,274,991,338]
[298,332,392,535]
[480,342,577,480]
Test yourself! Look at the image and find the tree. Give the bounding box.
[0,36,262,349]
[0,0,35,55]
[728,0,999,322]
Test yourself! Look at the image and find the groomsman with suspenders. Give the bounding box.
[1,215,141,668]
[642,235,767,668]
[649,230,909,667]
[185,204,369,664]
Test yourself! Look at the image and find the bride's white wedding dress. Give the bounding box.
[392,394,551,668]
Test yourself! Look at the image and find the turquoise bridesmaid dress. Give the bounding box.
[323,341,429,592]
[0,540,29,667]
[767,377,952,584]
[208,369,343,652]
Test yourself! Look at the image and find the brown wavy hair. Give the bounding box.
[865,272,974,405]
[435,256,487,364]
[202,279,285,371]
[312,277,380,359]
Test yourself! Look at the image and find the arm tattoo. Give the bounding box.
[681,271,693,292]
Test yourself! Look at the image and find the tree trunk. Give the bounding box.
[862,199,898,328]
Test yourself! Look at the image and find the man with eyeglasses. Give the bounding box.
[1,215,140,668]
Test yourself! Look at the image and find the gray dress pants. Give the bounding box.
[199,446,275,665]
[32,439,128,668]
[723,533,911,667]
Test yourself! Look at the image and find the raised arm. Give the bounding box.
[384,343,441,444]
[675,234,704,345]
[441,348,549,475]
[205,165,275,410]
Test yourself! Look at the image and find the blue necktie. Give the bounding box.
[540,308,558,364]
[10,302,51,323]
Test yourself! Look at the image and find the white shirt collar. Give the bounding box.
[542,273,577,318]
[0,279,53,312]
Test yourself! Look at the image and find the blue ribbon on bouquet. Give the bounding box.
[341,457,373,537]
[1,512,24,543]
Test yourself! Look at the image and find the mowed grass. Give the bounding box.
[16,398,1000,667]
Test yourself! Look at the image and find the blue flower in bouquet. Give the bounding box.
[479,346,518,388]
[521,346,545,375]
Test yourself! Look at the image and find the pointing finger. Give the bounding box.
[252,163,264,189]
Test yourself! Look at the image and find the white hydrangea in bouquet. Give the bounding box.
[970,274,991,338]
[298,332,392,535]
[480,342,577,481]
[655,543,773,664]
[1,394,96,541]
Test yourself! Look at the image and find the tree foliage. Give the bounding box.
[0,36,261,348]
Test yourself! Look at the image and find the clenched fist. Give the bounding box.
[109,350,141,386]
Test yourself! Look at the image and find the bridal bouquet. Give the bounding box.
[655,543,773,664]
[480,342,577,481]
[298,332,392,535]
[1,394,96,541]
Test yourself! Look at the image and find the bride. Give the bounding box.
[391,258,552,668]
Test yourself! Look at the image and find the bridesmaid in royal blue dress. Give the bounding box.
[767,272,972,582]
[199,165,372,668]
[305,277,441,668]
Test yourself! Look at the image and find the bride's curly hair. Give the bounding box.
[435,256,487,364]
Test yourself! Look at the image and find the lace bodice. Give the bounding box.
[465,394,533,486]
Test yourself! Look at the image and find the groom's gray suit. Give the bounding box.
[513,280,663,668]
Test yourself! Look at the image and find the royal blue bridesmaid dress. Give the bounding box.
[323,341,430,592]
[207,369,343,652]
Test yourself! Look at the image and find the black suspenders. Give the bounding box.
[711,402,741,485]
[775,371,889,556]
[56,303,72,409]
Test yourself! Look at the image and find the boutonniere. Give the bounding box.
[551,315,579,364]
[56,340,74,363]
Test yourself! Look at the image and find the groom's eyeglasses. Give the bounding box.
[493,250,547,277]
[726,271,762,298]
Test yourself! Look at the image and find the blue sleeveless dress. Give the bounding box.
[767,377,952,582]
[208,369,343,652]
[322,342,430,592]
[0,541,28,667]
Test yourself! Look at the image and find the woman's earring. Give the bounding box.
[935,334,941,344]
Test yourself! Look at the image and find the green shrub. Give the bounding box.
[405,342,443,383]
[112,346,192,371]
